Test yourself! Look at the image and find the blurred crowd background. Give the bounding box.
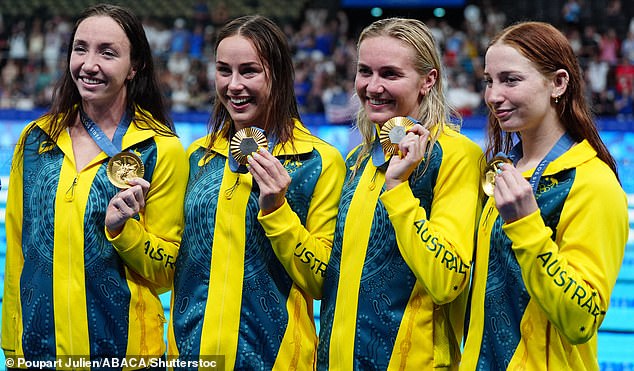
[0,0,633,124]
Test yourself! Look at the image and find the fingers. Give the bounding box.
[406,123,428,136]
[126,177,150,197]
[493,163,539,222]
[494,163,529,195]
[247,149,290,189]
[398,130,427,160]
[113,184,147,214]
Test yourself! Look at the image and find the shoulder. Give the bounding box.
[435,125,484,162]
[186,135,211,157]
[293,121,345,163]
[574,156,623,194]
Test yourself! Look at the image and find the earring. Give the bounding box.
[554,95,560,104]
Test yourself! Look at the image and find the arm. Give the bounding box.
[381,136,483,304]
[257,144,345,299]
[504,169,628,344]
[2,138,26,357]
[107,137,188,291]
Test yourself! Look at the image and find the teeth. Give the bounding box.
[81,77,101,84]
[230,97,250,105]
[369,98,388,105]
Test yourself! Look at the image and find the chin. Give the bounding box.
[367,114,392,125]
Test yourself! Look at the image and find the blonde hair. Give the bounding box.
[352,17,459,172]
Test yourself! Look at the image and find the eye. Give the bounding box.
[216,65,231,76]
[101,49,117,58]
[482,77,492,88]
[380,69,399,79]
[502,76,520,86]
[241,67,259,77]
[73,45,87,54]
[356,65,371,76]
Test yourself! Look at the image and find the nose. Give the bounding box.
[366,75,384,94]
[484,83,502,107]
[228,72,244,91]
[81,52,99,73]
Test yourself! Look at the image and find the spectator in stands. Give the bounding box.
[1,4,188,368]
[621,30,634,64]
[461,21,628,370]
[7,20,27,63]
[168,15,345,370]
[447,71,482,116]
[615,57,634,119]
[586,49,612,114]
[42,19,62,71]
[599,27,621,66]
[562,0,582,30]
[317,17,483,369]
[579,24,601,68]
[27,18,44,63]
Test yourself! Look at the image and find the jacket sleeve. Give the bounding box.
[258,144,345,299]
[381,136,483,304]
[2,130,27,357]
[504,165,628,344]
[108,136,188,292]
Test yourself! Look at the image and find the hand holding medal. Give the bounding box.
[382,116,430,190]
[481,153,512,197]
[230,127,289,215]
[107,152,145,189]
[230,127,269,165]
[379,116,416,156]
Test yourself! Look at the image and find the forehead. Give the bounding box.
[216,35,260,62]
[75,16,129,47]
[358,36,415,66]
[484,43,538,74]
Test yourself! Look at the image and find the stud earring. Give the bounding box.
[554,95,560,104]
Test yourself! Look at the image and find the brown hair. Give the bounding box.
[206,15,300,152]
[48,3,173,140]
[485,21,618,179]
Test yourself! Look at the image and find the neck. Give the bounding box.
[517,124,567,170]
[82,93,128,129]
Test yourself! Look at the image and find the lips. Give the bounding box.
[229,96,253,108]
[368,97,391,106]
[494,108,513,120]
[79,76,104,85]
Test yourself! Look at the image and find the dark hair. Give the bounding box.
[485,21,618,179]
[207,15,299,150]
[44,3,174,142]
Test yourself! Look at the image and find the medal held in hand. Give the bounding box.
[481,153,512,197]
[230,127,268,165]
[107,152,145,189]
[379,116,416,155]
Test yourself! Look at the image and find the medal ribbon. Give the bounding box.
[228,127,278,173]
[508,132,575,194]
[80,108,132,157]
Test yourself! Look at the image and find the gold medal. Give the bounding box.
[481,155,512,197]
[379,116,416,155]
[107,152,145,189]
[230,127,268,165]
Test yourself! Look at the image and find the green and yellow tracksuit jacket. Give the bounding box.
[460,140,629,370]
[2,109,188,369]
[318,126,484,370]
[168,121,345,370]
